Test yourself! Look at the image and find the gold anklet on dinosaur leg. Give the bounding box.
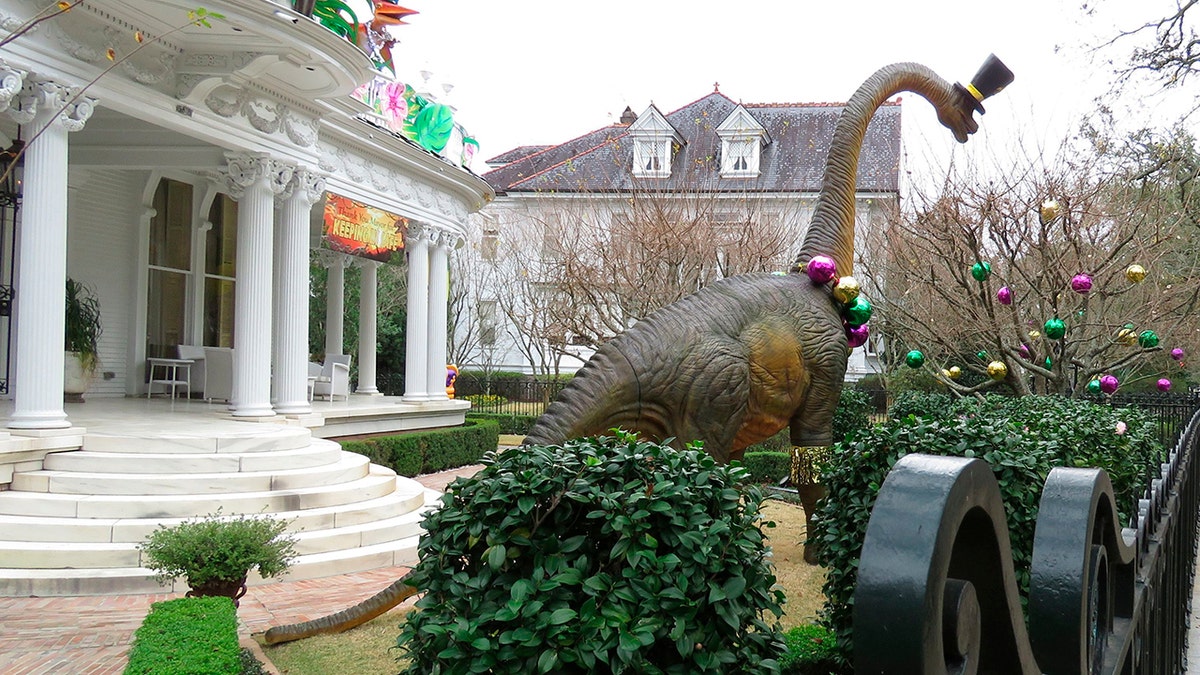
[791,445,830,486]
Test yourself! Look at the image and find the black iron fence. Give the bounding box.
[452,375,568,418]
[1105,390,1200,448]
[854,403,1200,673]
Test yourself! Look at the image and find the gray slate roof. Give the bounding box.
[483,92,901,195]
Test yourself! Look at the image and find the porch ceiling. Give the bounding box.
[67,108,224,169]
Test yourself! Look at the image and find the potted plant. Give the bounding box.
[64,278,102,401]
[139,512,297,607]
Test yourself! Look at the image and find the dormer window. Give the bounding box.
[716,105,769,178]
[627,104,683,178]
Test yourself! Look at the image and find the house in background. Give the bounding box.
[461,87,899,381]
[0,0,492,596]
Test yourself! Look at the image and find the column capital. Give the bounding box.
[221,152,294,199]
[312,248,353,269]
[405,221,430,245]
[0,61,25,114]
[278,168,327,207]
[349,257,381,270]
[9,77,94,131]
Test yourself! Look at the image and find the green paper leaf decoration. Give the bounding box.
[415,103,455,152]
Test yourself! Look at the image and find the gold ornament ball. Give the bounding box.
[1117,328,1137,346]
[832,276,861,304]
[1028,330,1041,340]
[948,366,962,380]
[1125,264,1147,283]
[941,368,951,380]
[1039,199,1061,224]
[987,360,1008,380]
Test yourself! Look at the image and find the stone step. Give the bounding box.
[42,440,344,474]
[0,504,432,569]
[0,481,430,544]
[0,533,423,597]
[81,425,312,454]
[0,465,400,518]
[11,451,370,495]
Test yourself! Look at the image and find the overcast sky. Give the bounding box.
[370,0,1194,178]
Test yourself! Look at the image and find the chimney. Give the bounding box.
[619,106,637,125]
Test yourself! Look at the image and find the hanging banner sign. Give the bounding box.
[322,194,407,263]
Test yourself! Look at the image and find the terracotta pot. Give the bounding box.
[186,576,248,607]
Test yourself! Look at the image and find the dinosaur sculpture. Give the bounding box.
[258,58,1013,642]
[522,57,1013,463]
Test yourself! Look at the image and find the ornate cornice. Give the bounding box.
[195,82,320,148]
[221,152,293,199]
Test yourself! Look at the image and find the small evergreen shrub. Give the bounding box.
[339,420,499,476]
[397,432,786,673]
[139,513,296,591]
[831,389,872,443]
[124,597,239,675]
[463,393,508,407]
[779,624,838,675]
[466,411,539,435]
[886,390,953,419]
[814,396,1161,669]
[742,452,791,484]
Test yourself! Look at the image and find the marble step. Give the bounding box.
[0,482,431,544]
[81,425,313,454]
[43,440,344,474]
[0,465,400,518]
[0,533,424,597]
[11,451,370,495]
[0,505,432,569]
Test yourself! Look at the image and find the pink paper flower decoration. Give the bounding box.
[1115,421,1127,435]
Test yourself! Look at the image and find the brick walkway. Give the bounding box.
[0,466,484,675]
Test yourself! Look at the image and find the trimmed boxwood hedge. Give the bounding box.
[466,411,539,435]
[124,596,239,675]
[340,419,499,477]
[742,451,791,484]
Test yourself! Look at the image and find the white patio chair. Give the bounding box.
[202,347,234,403]
[312,354,351,401]
[175,345,206,397]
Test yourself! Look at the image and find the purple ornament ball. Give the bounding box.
[1171,348,1185,361]
[1158,378,1173,392]
[1071,274,1093,294]
[806,255,837,285]
[846,323,870,349]
[1099,374,1120,394]
[997,286,1013,305]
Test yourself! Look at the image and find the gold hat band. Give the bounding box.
[966,83,985,102]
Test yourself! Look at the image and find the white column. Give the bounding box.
[325,255,346,357]
[273,170,325,414]
[356,260,380,395]
[223,153,293,417]
[8,78,93,429]
[402,224,430,402]
[425,231,451,401]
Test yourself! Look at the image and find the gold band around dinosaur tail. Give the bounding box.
[791,445,830,486]
[965,83,985,103]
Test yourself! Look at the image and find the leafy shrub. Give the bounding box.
[467,412,539,435]
[239,648,268,675]
[463,393,508,407]
[340,420,499,476]
[742,452,791,484]
[124,597,239,675]
[814,396,1161,668]
[140,513,296,590]
[459,370,526,381]
[831,389,872,442]
[397,433,786,673]
[779,624,838,675]
[886,390,953,419]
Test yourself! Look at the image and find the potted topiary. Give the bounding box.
[64,278,102,402]
[139,512,297,607]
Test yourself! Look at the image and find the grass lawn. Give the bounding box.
[261,498,824,673]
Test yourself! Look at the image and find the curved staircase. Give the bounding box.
[0,424,436,596]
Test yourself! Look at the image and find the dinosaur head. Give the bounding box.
[942,54,1014,143]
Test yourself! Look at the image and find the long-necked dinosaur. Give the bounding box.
[522,58,1013,463]
[258,58,1012,641]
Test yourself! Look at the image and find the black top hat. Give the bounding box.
[954,54,1014,114]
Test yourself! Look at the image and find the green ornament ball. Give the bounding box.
[1044,317,1066,340]
[977,350,988,360]
[1044,356,1052,369]
[1138,330,1159,348]
[971,261,991,282]
[844,296,873,327]
[1086,379,1102,394]
[905,350,925,369]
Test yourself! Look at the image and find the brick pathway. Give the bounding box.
[0,466,484,675]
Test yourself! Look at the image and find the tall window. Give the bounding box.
[633,139,669,177]
[478,299,497,345]
[481,225,498,261]
[146,179,192,359]
[204,194,237,347]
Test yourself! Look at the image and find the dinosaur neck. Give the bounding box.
[795,63,962,276]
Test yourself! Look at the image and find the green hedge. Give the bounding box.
[815,396,1162,670]
[466,412,539,435]
[742,451,791,483]
[124,596,239,675]
[340,420,499,477]
[780,624,838,674]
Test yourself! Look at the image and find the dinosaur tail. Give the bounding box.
[793,62,983,277]
[260,571,419,645]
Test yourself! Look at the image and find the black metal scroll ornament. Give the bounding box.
[853,455,1041,674]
